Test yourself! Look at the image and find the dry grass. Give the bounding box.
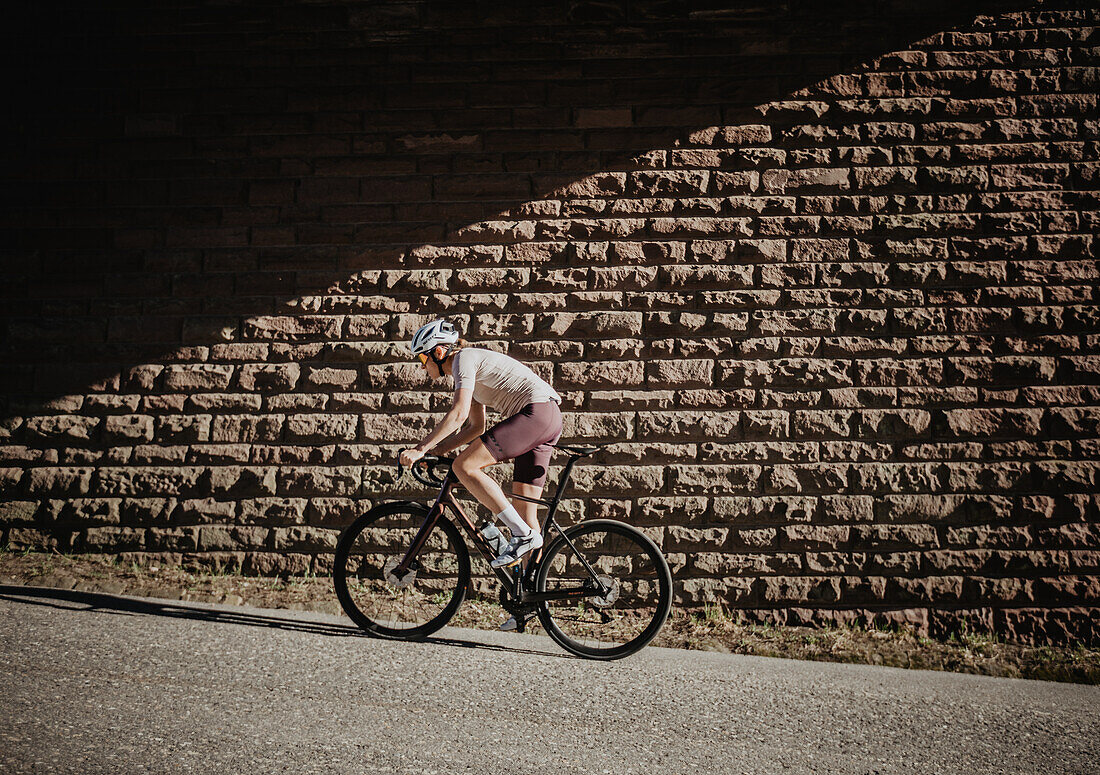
[654,603,1100,684]
[2,548,1096,684]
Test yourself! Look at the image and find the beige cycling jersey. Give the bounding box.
[451,347,561,419]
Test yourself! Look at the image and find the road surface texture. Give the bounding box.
[1,584,1097,775]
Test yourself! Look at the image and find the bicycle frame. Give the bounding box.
[393,454,604,605]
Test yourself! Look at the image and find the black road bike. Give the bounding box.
[333,443,673,660]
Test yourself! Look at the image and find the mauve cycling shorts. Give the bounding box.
[480,400,563,488]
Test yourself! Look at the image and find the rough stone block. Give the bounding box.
[1048,408,1100,437]
[665,526,729,552]
[764,464,848,494]
[145,527,200,552]
[560,412,633,440]
[239,364,302,391]
[634,496,710,526]
[211,415,285,443]
[794,411,852,439]
[692,552,801,576]
[638,411,740,441]
[197,525,270,551]
[51,498,120,525]
[361,363,429,391]
[163,365,234,392]
[243,316,343,341]
[588,390,676,410]
[95,467,205,497]
[712,496,816,525]
[286,414,359,443]
[155,415,212,443]
[886,576,963,604]
[660,263,754,289]
[937,408,1043,439]
[856,410,932,439]
[668,465,760,495]
[677,578,756,607]
[271,526,339,552]
[762,168,850,193]
[630,170,709,196]
[856,359,944,387]
[81,527,146,551]
[741,411,788,440]
[25,416,101,444]
[103,415,154,444]
[557,361,644,389]
[569,466,665,496]
[645,360,713,388]
[277,466,362,497]
[25,468,93,496]
[208,467,278,497]
[237,498,308,525]
[0,501,40,523]
[360,413,434,443]
[760,576,842,604]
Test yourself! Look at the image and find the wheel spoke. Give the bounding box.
[537,520,671,659]
[334,507,468,639]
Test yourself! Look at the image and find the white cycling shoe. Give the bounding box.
[500,613,534,632]
[490,532,543,569]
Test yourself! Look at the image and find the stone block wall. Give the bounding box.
[1,1,1098,644]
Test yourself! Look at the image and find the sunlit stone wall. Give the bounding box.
[2,1,1098,643]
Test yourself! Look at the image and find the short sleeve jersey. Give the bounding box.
[451,347,562,419]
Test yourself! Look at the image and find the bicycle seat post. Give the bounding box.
[541,446,592,518]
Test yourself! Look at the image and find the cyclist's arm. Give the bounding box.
[414,388,474,454]
[467,399,486,434]
[431,400,486,455]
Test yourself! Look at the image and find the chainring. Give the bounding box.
[499,583,537,621]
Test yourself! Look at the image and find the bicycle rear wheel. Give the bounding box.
[535,519,672,660]
[333,502,469,640]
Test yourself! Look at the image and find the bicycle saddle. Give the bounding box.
[550,441,613,457]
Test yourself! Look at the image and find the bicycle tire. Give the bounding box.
[535,519,672,660]
[333,501,470,640]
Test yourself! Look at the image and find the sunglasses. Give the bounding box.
[417,353,428,364]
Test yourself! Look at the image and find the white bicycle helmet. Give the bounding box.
[410,319,460,356]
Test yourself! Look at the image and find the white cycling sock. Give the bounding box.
[495,505,533,538]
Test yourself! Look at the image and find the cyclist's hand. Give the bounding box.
[399,448,425,468]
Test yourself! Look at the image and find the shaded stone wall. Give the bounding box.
[1,1,1098,643]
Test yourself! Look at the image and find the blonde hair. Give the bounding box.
[446,338,471,359]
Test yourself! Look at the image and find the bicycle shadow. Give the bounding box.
[0,584,572,659]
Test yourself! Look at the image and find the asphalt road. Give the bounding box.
[1,584,1097,775]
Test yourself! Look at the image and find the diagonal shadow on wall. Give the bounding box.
[0,0,1038,418]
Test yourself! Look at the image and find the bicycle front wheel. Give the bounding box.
[535,519,672,660]
[333,502,469,640]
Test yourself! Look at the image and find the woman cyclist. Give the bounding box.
[398,320,564,602]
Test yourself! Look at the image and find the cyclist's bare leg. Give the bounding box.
[452,439,511,515]
[511,481,543,534]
